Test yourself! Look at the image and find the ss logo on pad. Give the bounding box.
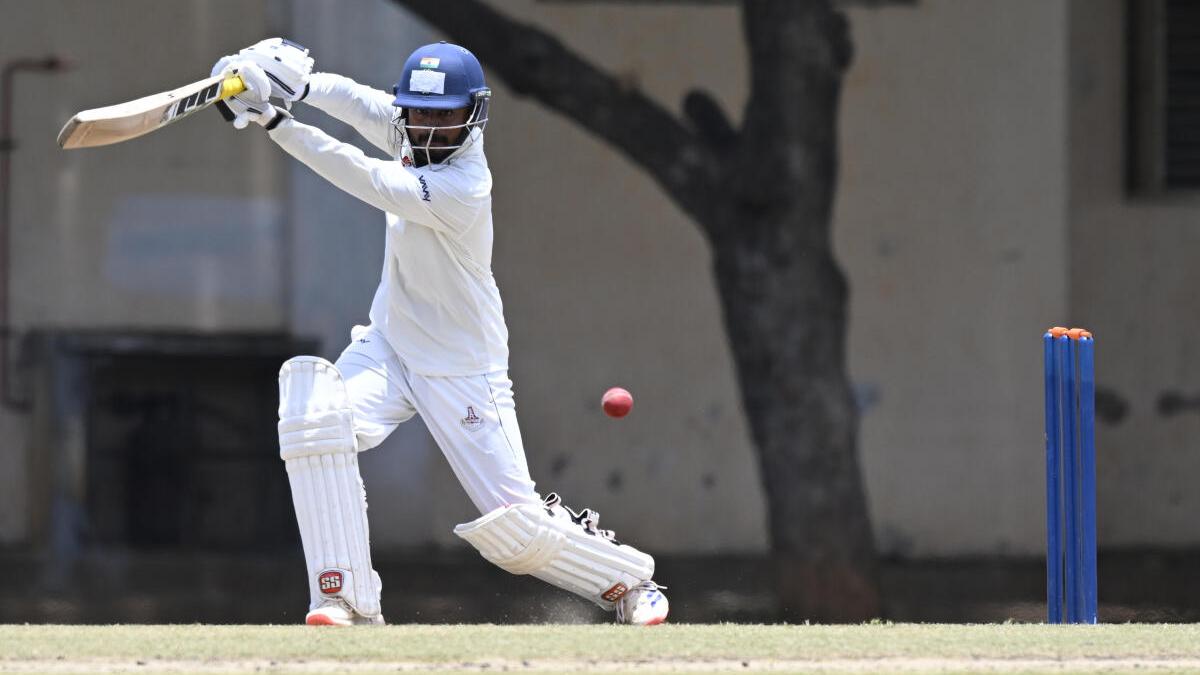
[319,570,344,594]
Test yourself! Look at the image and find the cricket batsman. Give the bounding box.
[209,38,669,626]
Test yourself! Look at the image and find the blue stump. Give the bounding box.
[1043,329,1099,624]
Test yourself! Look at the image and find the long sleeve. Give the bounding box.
[301,72,396,156]
[269,117,481,237]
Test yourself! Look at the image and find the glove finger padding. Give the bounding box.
[210,55,260,126]
[210,54,238,80]
[234,37,314,105]
[210,54,241,122]
[211,62,277,129]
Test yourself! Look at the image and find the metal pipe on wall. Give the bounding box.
[0,56,70,411]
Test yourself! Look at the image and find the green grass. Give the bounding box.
[1,623,1199,673]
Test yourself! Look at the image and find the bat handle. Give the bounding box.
[219,74,246,99]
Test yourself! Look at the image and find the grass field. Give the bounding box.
[2,624,1200,674]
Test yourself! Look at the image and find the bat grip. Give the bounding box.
[219,75,246,99]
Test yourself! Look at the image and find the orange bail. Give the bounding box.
[1046,326,1093,340]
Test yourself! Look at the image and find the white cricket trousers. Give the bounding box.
[335,326,541,514]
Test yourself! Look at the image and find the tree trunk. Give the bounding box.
[712,228,878,621]
[709,1,878,621]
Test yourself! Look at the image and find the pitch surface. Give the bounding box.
[2,624,1199,673]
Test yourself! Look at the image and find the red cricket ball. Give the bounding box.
[602,387,633,418]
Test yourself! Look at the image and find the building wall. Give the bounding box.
[837,0,1071,556]
[0,0,286,542]
[374,0,1075,556]
[1067,0,1200,549]
[6,0,1192,558]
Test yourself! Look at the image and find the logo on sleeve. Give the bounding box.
[417,175,431,202]
[461,406,483,432]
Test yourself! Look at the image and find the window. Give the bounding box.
[1128,0,1200,193]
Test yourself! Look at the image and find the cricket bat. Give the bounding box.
[57,73,246,149]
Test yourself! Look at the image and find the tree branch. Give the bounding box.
[741,0,852,135]
[388,0,726,232]
[736,0,851,212]
[683,89,738,149]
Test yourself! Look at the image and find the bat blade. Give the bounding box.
[57,74,245,149]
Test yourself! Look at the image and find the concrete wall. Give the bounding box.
[327,0,1076,556]
[1067,0,1200,549]
[0,0,767,553]
[838,0,1070,556]
[0,0,286,542]
[7,0,1197,558]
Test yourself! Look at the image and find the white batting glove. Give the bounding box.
[211,38,313,106]
[211,55,258,126]
[219,62,287,129]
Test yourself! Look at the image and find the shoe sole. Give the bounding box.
[305,614,347,626]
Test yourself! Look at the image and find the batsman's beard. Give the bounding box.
[410,126,469,167]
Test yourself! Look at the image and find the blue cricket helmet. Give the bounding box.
[392,42,490,110]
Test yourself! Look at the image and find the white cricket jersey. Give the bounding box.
[268,73,509,377]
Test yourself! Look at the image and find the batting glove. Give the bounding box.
[218,62,288,130]
[211,38,313,106]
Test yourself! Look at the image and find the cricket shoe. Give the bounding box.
[305,599,385,626]
[615,581,669,625]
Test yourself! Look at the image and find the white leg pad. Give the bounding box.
[279,356,381,618]
[454,502,655,610]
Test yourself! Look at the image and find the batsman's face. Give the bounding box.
[407,107,471,164]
